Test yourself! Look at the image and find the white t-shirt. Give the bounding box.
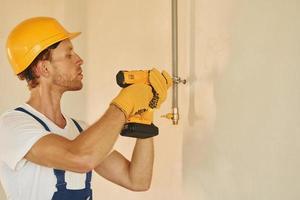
[0,103,90,200]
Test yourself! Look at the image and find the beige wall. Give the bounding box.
[182,0,236,199]
[183,0,300,199]
[1,0,300,200]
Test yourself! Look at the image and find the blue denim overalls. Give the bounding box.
[15,107,93,200]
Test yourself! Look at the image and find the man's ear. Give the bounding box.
[35,60,50,77]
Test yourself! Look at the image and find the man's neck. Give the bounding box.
[27,86,66,129]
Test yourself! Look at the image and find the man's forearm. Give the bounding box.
[129,138,154,190]
[69,104,125,168]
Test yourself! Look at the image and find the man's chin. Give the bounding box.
[69,84,83,91]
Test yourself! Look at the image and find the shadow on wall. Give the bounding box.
[0,183,5,200]
[188,0,233,128]
[183,0,235,199]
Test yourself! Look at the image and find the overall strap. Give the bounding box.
[54,118,93,190]
[70,118,92,189]
[15,107,50,131]
[14,107,92,190]
[71,118,83,132]
[53,169,67,190]
[15,107,68,190]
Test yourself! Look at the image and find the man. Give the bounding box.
[0,17,171,200]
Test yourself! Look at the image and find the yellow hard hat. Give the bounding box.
[6,17,81,75]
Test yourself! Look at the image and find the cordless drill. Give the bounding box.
[116,70,158,139]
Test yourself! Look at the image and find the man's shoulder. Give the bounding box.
[0,104,42,127]
[0,105,26,120]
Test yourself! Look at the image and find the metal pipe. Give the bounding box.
[161,0,186,123]
[172,0,179,125]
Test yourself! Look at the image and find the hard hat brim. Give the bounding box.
[68,32,81,40]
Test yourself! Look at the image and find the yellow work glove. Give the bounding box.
[141,109,154,123]
[127,109,154,125]
[111,83,153,118]
[148,68,173,109]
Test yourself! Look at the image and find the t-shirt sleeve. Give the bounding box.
[0,111,50,171]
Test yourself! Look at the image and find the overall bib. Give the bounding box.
[15,107,93,200]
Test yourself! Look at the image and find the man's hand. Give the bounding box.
[111,83,153,118]
[149,68,173,109]
[127,109,154,125]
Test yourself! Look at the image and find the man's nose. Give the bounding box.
[75,53,84,65]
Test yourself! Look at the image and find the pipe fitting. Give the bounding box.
[172,107,179,125]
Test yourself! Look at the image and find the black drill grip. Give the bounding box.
[120,123,159,139]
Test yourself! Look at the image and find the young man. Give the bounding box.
[0,17,171,200]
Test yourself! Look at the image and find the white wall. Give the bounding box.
[183,0,300,199]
